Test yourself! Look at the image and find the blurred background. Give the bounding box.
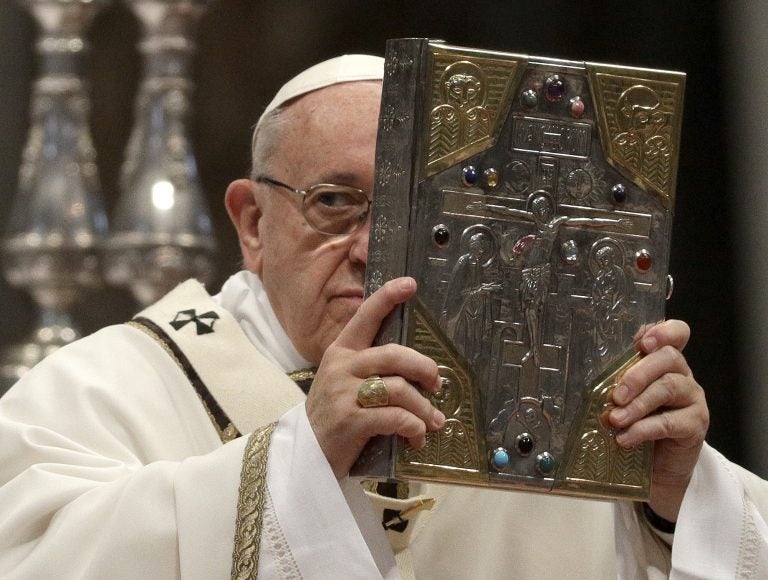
[1,0,765,477]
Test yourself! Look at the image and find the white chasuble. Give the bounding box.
[0,280,394,579]
[2,276,768,579]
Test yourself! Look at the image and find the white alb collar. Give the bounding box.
[213,270,312,373]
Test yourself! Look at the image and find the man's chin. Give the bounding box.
[299,301,364,360]
[330,302,361,334]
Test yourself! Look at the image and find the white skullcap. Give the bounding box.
[256,54,385,128]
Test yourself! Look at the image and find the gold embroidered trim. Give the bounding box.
[231,422,277,580]
[383,497,436,527]
[126,320,239,444]
[361,479,411,500]
[287,367,316,382]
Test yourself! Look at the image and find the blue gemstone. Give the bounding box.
[492,447,510,469]
[462,165,478,186]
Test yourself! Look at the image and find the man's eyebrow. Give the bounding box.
[316,171,364,186]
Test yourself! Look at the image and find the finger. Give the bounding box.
[637,319,690,355]
[376,375,445,430]
[610,370,700,429]
[614,404,707,448]
[362,405,435,449]
[613,345,691,406]
[352,344,442,392]
[334,277,417,351]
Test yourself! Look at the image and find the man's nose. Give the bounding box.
[348,214,370,265]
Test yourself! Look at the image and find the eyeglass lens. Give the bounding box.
[304,185,370,235]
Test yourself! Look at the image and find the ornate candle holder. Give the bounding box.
[104,0,216,306]
[1,0,110,394]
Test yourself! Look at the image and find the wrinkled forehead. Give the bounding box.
[264,80,382,173]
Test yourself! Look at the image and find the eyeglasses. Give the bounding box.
[254,175,371,236]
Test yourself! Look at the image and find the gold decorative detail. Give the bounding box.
[287,367,316,383]
[222,423,240,443]
[396,300,486,483]
[361,479,411,500]
[587,64,685,209]
[231,422,277,580]
[357,375,390,408]
[126,320,238,443]
[383,497,437,528]
[558,349,653,499]
[423,43,528,177]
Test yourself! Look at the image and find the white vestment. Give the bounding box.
[1,273,767,579]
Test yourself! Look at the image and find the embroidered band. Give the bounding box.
[232,422,277,579]
[127,318,241,443]
[288,367,316,395]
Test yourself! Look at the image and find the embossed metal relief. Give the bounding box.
[356,39,684,501]
[397,301,486,483]
[424,46,527,176]
[560,351,651,495]
[587,64,685,208]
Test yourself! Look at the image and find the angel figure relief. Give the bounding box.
[428,61,491,164]
[613,85,672,187]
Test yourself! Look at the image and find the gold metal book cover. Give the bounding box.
[354,38,685,500]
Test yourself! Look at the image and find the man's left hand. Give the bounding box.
[608,319,709,522]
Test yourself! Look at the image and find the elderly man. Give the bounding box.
[1,54,767,579]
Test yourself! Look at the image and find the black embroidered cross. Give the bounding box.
[169,309,220,335]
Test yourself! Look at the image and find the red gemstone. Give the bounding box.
[514,234,536,255]
[569,96,585,118]
[636,250,652,271]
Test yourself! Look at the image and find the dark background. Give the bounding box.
[0,2,746,471]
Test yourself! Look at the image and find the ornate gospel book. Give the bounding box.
[353,38,684,500]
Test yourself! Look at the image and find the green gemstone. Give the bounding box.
[521,89,538,108]
[537,452,556,474]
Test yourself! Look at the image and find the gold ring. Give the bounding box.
[357,375,389,408]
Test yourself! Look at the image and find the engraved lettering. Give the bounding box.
[512,117,592,158]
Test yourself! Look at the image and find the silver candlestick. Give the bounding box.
[1,0,110,394]
[104,0,216,306]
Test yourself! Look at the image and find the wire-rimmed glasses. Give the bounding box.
[254,175,371,236]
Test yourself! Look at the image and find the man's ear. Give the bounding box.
[224,178,264,273]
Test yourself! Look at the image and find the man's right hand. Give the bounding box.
[305,277,446,479]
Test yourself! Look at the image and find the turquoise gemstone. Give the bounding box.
[492,447,510,469]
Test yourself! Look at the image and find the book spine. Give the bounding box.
[352,37,428,478]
